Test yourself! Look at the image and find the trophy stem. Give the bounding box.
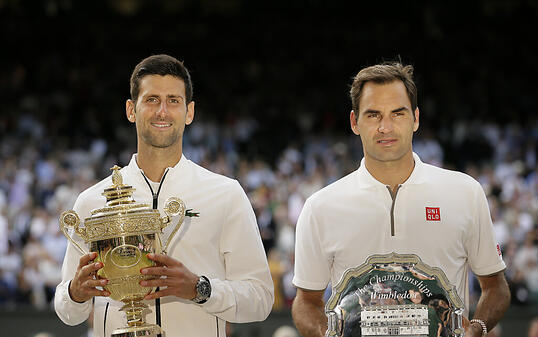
[111,301,163,337]
[122,301,147,327]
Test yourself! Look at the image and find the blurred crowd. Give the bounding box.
[1,6,537,337]
[0,112,537,312]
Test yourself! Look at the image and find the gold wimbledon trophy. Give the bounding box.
[59,166,186,337]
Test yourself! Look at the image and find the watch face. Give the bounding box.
[197,278,211,298]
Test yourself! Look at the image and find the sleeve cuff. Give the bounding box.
[472,261,507,277]
[292,276,328,291]
[198,278,226,310]
[54,280,92,325]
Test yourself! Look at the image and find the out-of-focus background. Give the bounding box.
[1,1,537,336]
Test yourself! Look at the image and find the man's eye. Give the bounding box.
[170,98,179,103]
[367,113,379,118]
[147,97,158,103]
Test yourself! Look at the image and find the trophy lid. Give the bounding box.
[78,166,161,242]
[61,165,185,245]
[101,165,136,206]
[89,165,152,218]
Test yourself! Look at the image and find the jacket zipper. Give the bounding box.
[142,169,170,209]
[103,301,109,336]
[141,168,170,337]
[387,185,401,236]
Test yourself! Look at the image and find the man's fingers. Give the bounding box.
[70,277,110,302]
[80,261,104,277]
[147,253,179,266]
[140,276,190,289]
[141,266,174,277]
[78,252,98,269]
[84,288,111,298]
[144,287,173,300]
[139,277,166,288]
[84,278,109,288]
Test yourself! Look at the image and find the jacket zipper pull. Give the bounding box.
[152,194,158,209]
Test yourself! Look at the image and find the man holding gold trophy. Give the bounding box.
[292,62,511,337]
[54,54,274,337]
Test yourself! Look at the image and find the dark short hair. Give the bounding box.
[350,62,417,118]
[130,54,193,103]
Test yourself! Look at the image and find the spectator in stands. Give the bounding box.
[529,317,538,337]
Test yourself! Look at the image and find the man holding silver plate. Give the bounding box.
[292,62,510,337]
[54,54,274,337]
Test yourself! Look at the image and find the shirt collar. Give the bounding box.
[355,152,428,188]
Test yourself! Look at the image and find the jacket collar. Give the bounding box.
[126,153,189,182]
[355,152,428,188]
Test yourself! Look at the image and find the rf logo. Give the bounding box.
[426,207,441,221]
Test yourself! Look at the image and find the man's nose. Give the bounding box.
[377,118,393,133]
[156,101,169,117]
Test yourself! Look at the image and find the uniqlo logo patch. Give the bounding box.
[425,207,441,221]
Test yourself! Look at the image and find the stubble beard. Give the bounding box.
[368,148,409,163]
[142,131,181,148]
[363,136,412,164]
[134,106,183,149]
[139,121,182,149]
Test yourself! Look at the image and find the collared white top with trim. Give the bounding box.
[55,154,274,337]
[293,153,505,314]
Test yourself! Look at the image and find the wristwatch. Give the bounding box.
[192,276,211,304]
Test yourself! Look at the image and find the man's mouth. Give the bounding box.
[151,122,172,128]
[377,139,397,145]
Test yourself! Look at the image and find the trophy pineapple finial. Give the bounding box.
[102,165,135,206]
[111,165,123,187]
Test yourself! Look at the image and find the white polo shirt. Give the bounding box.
[293,153,505,312]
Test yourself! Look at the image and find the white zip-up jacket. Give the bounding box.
[55,154,274,337]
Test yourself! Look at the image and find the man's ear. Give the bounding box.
[126,99,136,123]
[185,101,195,125]
[350,110,360,135]
[413,107,420,132]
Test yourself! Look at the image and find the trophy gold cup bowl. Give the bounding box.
[59,166,186,337]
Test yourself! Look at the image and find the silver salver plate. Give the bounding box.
[325,253,464,337]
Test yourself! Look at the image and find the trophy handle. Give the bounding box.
[160,197,186,254]
[59,210,89,255]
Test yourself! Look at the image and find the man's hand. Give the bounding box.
[69,252,110,303]
[292,288,327,337]
[462,271,510,337]
[462,317,486,337]
[140,253,199,301]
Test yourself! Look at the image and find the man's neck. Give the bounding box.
[364,152,415,193]
[136,145,182,183]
